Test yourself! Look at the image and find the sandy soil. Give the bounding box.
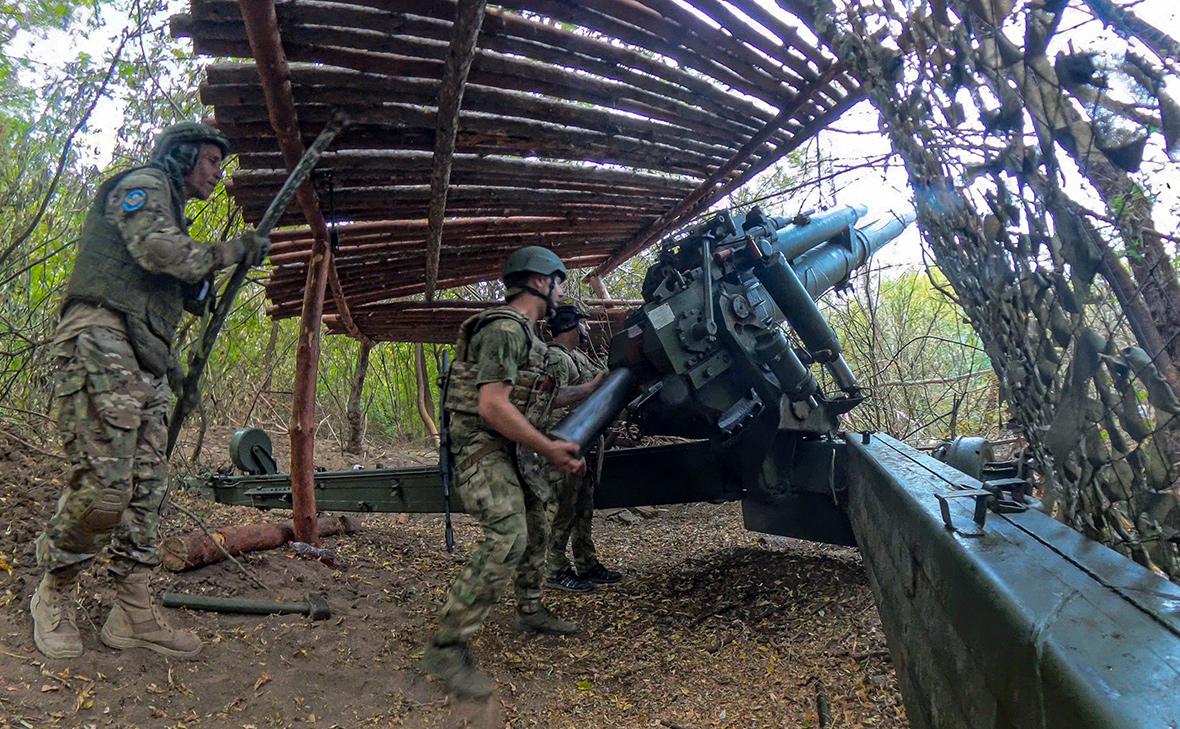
[0,430,907,728]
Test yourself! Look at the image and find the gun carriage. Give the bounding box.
[201,205,1180,729]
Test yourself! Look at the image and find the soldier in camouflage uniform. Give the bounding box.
[30,122,270,660]
[421,246,599,699]
[544,299,623,590]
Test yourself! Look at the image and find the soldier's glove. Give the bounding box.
[217,228,272,268]
[167,363,186,398]
[241,229,272,267]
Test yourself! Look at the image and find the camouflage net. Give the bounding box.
[805,0,1180,578]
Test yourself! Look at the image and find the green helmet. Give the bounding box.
[151,121,230,162]
[503,245,567,298]
[549,297,590,334]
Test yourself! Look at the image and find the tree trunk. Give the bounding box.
[414,342,440,443]
[345,338,374,455]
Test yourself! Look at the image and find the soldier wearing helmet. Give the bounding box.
[30,121,270,662]
[422,245,600,699]
[544,298,622,591]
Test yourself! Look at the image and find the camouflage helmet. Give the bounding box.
[503,245,567,298]
[549,296,590,334]
[151,121,230,163]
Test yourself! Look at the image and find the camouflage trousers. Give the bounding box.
[35,326,170,575]
[545,462,599,576]
[434,443,554,646]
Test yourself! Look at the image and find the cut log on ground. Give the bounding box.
[160,515,362,572]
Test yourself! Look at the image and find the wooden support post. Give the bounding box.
[345,338,374,454]
[424,0,487,301]
[585,274,611,300]
[591,65,848,277]
[238,0,343,543]
[414,342,441,443]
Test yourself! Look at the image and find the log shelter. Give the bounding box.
[171,0,861,541]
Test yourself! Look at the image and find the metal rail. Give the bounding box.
[845,433,1180,729]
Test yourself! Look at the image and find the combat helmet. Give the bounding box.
[549,296,590,334]
[151,121,230,163]
[503,245,567,300]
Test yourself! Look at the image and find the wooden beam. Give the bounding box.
[586,274,611,299]
[592,64,847,276]
[237,0,360,544]
[427,0,485,301]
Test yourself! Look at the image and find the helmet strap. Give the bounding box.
[515,274,560,317]
[545,275,558,318]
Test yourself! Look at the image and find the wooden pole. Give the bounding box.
[425,0,487,301]
[414,342,440,444]
[237,0,336,543]
[345,338,374,455]
[585,274,611,299]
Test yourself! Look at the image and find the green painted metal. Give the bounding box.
[845,432,1180,729]
[203,440,736,514]
[229,427,277,475]
[199,430,1180,726]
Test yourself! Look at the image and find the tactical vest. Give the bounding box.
[570,347,606,384]
[444,306,554,426]
[544,343,579,428]
[64,166,188,377]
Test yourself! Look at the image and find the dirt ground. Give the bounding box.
[0,430,907,728]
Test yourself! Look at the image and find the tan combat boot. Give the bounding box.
[515,605,578,636]
[30,568,83,659]
[100,568,201,659]
[420,642,494,699]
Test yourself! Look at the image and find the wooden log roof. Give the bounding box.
[324,298,636,345]
[172,0,860,341]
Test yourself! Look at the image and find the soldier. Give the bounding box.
[421,246,598,699]
[30,122,270,660]
[545,299,622,590]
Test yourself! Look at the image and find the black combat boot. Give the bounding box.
[579,562,623,584]
[546,567,594,593]
[420,642,494,699]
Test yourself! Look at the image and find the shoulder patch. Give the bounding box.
[121,188,148,213]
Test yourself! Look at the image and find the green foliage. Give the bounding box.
[823,266,1003,443]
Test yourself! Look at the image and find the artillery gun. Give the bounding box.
[201,204,1180,728]
[552,204,910,511]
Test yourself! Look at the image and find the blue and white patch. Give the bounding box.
[121,188,147,213]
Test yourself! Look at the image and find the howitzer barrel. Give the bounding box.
[770,204,867,261]
[794,210,914,299]
[550,367,637,453]
[756,209,912,394]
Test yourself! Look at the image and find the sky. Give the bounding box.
[10,0,1179,274]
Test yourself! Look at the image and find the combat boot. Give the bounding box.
[30,568,83,659]
[515,605,578,636]
[579,562,623,584]
[547,567,594,593]
[420,642,494,699]
[100,567,201,659]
